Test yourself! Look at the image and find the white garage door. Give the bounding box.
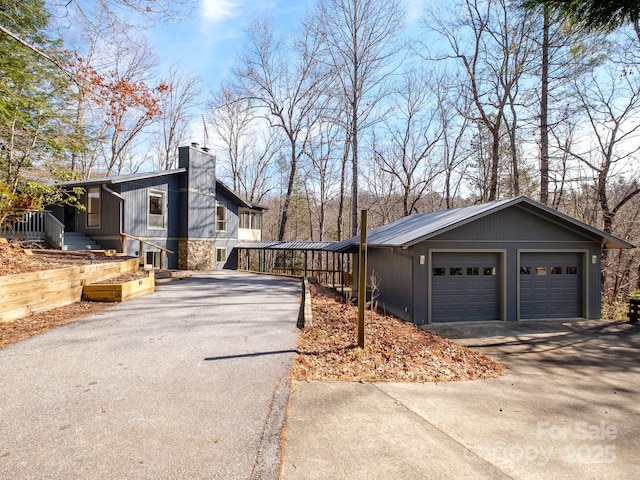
[519,252,583,319]
[431,252,501,322]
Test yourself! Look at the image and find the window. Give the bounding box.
[483,267,496,276]
[536,267,548,275]
[216,203,227,232]
[86,187,101,228]
[567,266,578,275]
[433,268,446,276]
[467,267,479,276]
[146,251,160,268]
[551,266,563,275]
[148,190,165,229]
[239,209,262,230]
[216,247,227,264]
[450,267,463,276]
[520,266,532,275]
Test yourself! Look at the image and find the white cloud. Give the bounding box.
[201,0,242,23]
[405,0,424,25]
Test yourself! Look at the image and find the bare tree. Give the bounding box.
[302,113,342,240]
[427,0,534,201]
[372,69,444,216]
[561,63,640,236]
[209,85,282,203]
[314,0,405,235]
[153,65,201,170]
[233,17,327,240]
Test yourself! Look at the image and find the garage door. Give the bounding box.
[431,252,500,322]
[519,252,582,319]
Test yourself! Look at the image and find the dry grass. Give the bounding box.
[291,283,504,382]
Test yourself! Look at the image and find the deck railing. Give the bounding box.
[121,232,174,269]
[0,210,64,248]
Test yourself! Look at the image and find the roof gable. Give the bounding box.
[57,169,265,211]
[362,196,633,249]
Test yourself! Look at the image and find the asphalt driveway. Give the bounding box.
[0,271,301,480]
[282,319,640,479]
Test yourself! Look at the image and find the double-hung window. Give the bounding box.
[216,203,227,232]
[148,190,166,229]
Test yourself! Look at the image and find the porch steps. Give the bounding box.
[63,232,103,251]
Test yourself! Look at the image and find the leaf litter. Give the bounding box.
[291,282,504,382]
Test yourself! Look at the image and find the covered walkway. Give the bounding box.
[235,240,356,292]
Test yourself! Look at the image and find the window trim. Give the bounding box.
[146,250,161,269]
[239,208,262,230]
[216,203,227,232]
[215,247,227,264]
[147,189,166,230]
[86,186,101,229]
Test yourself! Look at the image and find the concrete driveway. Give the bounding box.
[0,271,301,480]
[281,319,640,479]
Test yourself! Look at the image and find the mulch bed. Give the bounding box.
[291,283,505,382]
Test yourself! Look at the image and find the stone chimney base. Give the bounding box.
[178,240,214,270]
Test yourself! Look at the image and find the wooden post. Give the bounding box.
[121,234,127,254]
[357,209,367,349]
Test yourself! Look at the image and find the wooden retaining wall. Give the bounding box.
[83,271,155,303]
[0,258,139,322]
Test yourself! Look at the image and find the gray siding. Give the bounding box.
[178,146,216,239]
[367,248,412,320]
[366,205,603,324]
[121,176,180,239]
[75,187,121,237]
[212,190,239,270]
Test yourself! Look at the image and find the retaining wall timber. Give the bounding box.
[0,258,139,322]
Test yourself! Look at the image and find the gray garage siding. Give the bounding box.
[366,248,413,320]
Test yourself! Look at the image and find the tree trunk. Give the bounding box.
[277,142,298,241]
[539,4,550,204]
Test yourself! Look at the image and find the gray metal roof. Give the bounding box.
[238,196,633,252]
[57,169,186,187]
[351,196,633,249]
[235,241,338,251]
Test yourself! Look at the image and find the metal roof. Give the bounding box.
[235,241,338,251]
[238,196,634,252]
[57,169,186,187]
[350,196,634,249]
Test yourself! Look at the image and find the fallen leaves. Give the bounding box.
[0,301,114,349]
[0,242,125,276]
[291,283,504,383]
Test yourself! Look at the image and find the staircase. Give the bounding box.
[62,232,103,251]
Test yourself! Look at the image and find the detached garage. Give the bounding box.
[356,196,633,324]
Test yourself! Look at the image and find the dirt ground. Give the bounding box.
[291,283,504,382]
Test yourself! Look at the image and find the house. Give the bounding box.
[350,196,633,324]
[48,144,265,270]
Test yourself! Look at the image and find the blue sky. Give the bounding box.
[147,1,312,91]
[147,0,425,94]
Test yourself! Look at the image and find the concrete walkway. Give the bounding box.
[0,271,301,480]
[281,319,640,479]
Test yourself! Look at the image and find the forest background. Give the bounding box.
[1,0,639,309]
